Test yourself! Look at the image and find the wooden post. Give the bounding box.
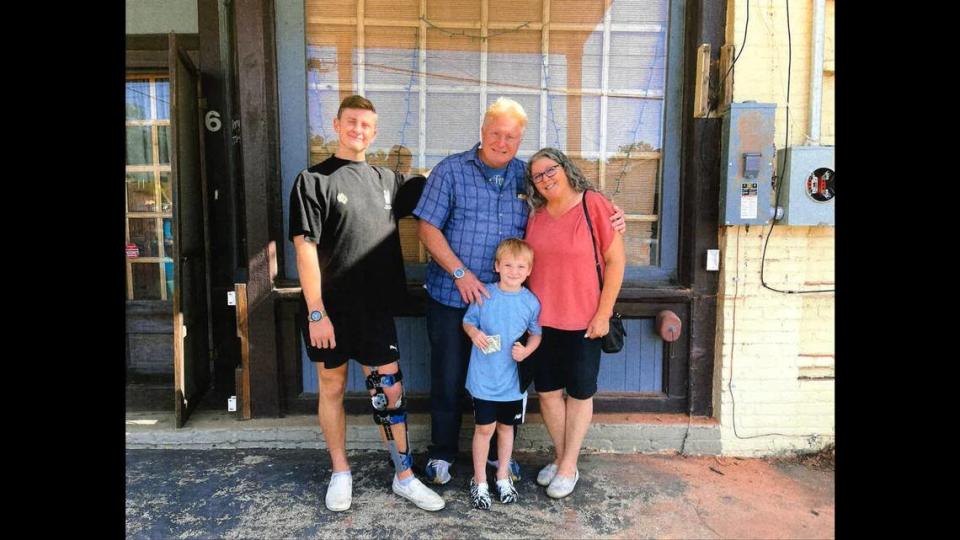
[719,44,735,109]
[235,282,252,420]
[693,43,711,118]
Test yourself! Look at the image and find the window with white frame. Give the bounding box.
[305,0,669,267]
[125,75,175,300]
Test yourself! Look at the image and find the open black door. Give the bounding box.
[170,33,212,427]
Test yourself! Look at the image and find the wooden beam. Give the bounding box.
[307,18,663,34]
[480,0,488,109]
[719,44,734,109]
[234,0,281,417]
[678,0,726,416]
[235,282,252,420]
[693,43,710,118]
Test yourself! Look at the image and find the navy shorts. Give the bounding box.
[528,326,602,400]
[472,396,527,426]
[297,302,400,369]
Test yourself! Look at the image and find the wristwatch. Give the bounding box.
[308,310,325,322]
[452,267,466,280]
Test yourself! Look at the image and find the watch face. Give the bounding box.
[454,268,465,279]
[309,311,322,321]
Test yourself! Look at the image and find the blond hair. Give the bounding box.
[495,238,534,265]
[483,97,528,131]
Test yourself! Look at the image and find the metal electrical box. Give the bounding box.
[777,146,835,226]
[720,102,776,225]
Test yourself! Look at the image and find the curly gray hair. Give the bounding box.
[525,147,597,209]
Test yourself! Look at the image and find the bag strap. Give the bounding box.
[580,191,604,292]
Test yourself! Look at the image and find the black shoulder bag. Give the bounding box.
[581,191,626,354]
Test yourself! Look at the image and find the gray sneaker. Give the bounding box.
[546,469,579,499]
[392,475,446,511]
[325,472,352,512]
[425,458,452,485]
[486,458,521,481]
[536,463,559,487]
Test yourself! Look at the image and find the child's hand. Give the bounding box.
[512,342,529,362]
[469,329,490,352]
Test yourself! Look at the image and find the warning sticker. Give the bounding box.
[740,182,758,219]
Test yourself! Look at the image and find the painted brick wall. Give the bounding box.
[715,0,835,456]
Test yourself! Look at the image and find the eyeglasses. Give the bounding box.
[531,164,560,184]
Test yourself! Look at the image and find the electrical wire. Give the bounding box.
[714,0,749,108]
[420,16,531,40]
[610,32,665,197]
[394,27,420,172]
[760,0,834,295]
[729,1,833,442]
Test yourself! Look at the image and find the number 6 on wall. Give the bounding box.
[205,110,222,132]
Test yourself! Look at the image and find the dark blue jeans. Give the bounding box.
[426,297,472,463]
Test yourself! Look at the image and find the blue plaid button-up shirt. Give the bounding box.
[413,143,530,308]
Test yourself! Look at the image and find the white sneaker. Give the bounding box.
[392,475,446,511]
[536,463,559,487]
[546,469,579,499]
[325,472,352,512]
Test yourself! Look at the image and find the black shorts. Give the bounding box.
[297,303,400,369]
[528,326,602,400]
[472,396,527,426]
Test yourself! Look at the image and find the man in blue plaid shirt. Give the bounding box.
[413,98,625,485]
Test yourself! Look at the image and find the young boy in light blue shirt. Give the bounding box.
[462,238,542,509]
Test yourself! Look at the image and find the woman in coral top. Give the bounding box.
[522,147,626,499]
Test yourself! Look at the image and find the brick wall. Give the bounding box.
[715,0,835,456]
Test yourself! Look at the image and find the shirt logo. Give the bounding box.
[337,192,348,205]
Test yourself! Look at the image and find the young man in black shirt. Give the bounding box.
[288,95,443,512]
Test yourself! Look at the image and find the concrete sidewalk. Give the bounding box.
[126,447,834,539]
[126,410,722,455]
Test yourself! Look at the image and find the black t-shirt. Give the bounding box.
[288,156,425,314]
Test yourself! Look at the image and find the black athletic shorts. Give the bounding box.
[472,396,527,426]
[297,303,400,369]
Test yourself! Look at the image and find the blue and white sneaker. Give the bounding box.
[486,458,521,481]
[425,458,452,485]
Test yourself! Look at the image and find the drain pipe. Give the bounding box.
[806,0,825,145]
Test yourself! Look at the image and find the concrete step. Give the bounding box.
[126,410,721,455]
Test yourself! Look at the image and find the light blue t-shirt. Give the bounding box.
[464,282,542,402]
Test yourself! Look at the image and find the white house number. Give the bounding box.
[205,110,222,132]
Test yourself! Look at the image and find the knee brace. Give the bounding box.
[366,368,404,410]
[367,368,412,473]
